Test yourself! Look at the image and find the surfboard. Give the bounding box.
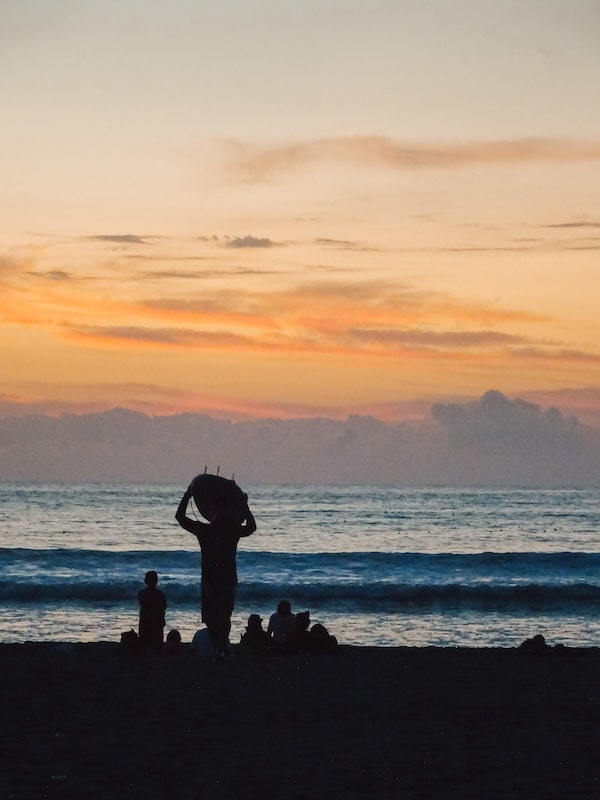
[190,473,248,525]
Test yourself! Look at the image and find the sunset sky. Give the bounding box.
[2,1,600,423]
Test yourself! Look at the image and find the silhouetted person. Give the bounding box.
[175,483,256,661]
[162,628,183,656]
[240,613,270,652]
[290,610,312,653]
[519,633,551,655]
[309,622,338,654]
[192,627,214,659]
[120,628,141,655]
[266,599,297,652]
[138,570,167,654]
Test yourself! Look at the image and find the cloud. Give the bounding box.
[87,278,558,359]
[59,290,564,362]
[431,390,580,451]
[143,296,259,316]
[544,220,600,229]
[4,245,588,368]
[389,236,600,254]
[64,324,253,349]
[314,238,373,251]
[224,235,276,249]
[87,234,154,245]
[131,266,274,281]
[512,348,600,363]
[223,136,600,181]
[519,387,600,430]
[0,391,598,485]
[308,263,358,274]
[123,254,211,262]
[347,329,531,350]
[36,269,73,281]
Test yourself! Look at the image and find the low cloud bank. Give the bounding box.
[0,391,598,486]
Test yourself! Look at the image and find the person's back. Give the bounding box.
[138,570,167,654]
[290,610,312,653]
[193,520,244,585]
[192,627,214,658]
[267,600,296,651]
[240,613,269,652]
[162,628,183,656]
[309,623,338,654]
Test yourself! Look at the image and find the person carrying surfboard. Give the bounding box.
[175,476,256,661]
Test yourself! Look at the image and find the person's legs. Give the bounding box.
[215,584,236,657]
[201,581,219,652]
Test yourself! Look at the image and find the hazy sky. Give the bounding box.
[2,0,600,421]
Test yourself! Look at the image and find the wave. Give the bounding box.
[1,578,599,613]
[2,547,600,568]
[1,547,599,612]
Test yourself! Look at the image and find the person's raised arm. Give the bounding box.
[175,485,206,535]
[240,497,257,538]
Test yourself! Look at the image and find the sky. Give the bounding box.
[1,0,600,424]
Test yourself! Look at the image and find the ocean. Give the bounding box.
[0,483,598,648]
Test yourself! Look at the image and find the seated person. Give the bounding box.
[239,613,270,651]
[192,627,214,659]
[518,633,551,655]
[266,599,297,652]
[309,622,338,654]
[290,610,312,653]
[162,628,183,656]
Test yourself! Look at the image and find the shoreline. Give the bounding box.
[2,643,598,799]
[2,639,599,652]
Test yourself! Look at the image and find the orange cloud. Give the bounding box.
[2,244,594,371]
[56,289,593,366]
[512,347,600,363]
[223,136,600,181]
[63,324,259,351]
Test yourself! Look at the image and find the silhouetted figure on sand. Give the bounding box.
[240,613,270,652]
[162,628,183,656]
[309,622,338,654]
[519,633,553,655]
[192,627,214,658]
[119,628,141,655]
[290,610,312,653]
[176,481,256,661]
[138,570,167,653]
[267,599,297,652]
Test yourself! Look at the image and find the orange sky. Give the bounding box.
[1,3,599,423]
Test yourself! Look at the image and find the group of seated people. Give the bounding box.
[124,592,338,657]
[120,626,184,656]
[239,599,338,655]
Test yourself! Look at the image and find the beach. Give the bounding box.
[2,643,598,799]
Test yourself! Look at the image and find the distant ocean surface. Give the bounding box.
[0,483,598,648]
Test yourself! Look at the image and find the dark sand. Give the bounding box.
[1,643,598,799]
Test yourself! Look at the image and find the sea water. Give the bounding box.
[0,483,598,648]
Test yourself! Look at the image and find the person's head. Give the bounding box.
[247,614,263,632]
[310,623,328,640]
[144,570,158,587]
[277,599,291,616]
